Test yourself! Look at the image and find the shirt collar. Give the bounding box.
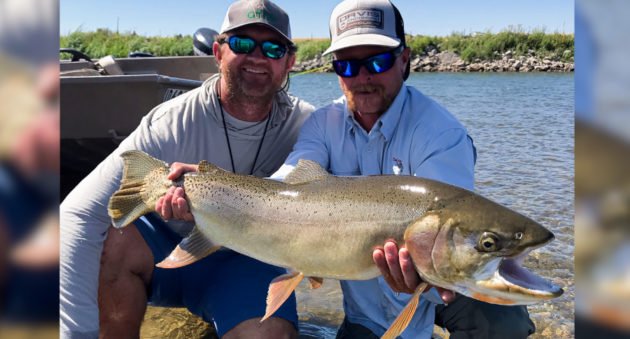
[378,84,407,142]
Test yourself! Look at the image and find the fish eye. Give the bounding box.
[477,232,501,252]
[515,232,523,240]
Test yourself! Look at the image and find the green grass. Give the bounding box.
[439,29,574,62]
[293,38,330,62]
[60,29,193,59]
[60,28,574,62]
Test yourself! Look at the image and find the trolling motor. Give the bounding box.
[193,27,218,56]
[60,48,93,62]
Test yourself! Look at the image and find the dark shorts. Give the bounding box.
[336,294,535,339]
[134,213,298,337]
[434,294,535,339]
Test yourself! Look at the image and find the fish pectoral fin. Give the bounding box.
[261,272,304,322]
[284,159,330,185]
[381,282,429,339]
[308,277,324,289]
[156,226,220,269]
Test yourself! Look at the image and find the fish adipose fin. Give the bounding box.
[261,272,304,322]
[284,159,329,185]
[381,282,429,339]
[198,160,225,174]
[108,150,170,228]
[156,226,220,269]
[308,277,323,289]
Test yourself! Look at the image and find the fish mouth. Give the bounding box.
[472,251,564,305]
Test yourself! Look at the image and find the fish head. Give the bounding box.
[405,192,564,305]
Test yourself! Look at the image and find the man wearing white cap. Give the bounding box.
[60,0,313,338]
[272,0,535,338]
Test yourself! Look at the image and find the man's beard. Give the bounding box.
[222,64,282,104]
[345,84,393,115]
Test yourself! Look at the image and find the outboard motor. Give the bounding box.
[128,51,154,58]
[193,27,218,56]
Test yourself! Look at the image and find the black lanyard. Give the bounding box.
[217,90,271,175]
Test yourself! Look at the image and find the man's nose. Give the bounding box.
[248,45,266,60]
[356,64,373,80]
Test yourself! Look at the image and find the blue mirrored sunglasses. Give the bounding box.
[222,35,288,60]
[332,46,404,78]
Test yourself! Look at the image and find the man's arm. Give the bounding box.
[60,115,165,338]
[60,154,125,338]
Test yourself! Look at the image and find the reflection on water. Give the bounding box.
[141,73,575,338]
[296,280,343,338]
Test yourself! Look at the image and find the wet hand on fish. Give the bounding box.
[154,162,197,222]
[374,241,456,303]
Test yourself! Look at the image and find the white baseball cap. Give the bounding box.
[323,0,405,55]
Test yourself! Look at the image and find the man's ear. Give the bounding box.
[287,52,296,72]
[213,41,222,63]
[401,47,411,71]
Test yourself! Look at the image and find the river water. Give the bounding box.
[142,72,575,338]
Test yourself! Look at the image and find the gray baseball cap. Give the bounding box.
[220,0,292,43]
[324,0,405,55]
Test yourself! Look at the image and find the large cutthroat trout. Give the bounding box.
[108,150,563,338]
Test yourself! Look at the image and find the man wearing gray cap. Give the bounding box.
[60,0,313,338]
[271,0,535,338]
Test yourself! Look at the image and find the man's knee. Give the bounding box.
[223,317,297,339]
[487,305,535,338]
[99,225,155,335]
[100,224,153,283]
[436,295,535,339]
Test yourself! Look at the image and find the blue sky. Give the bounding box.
[61,0,574,38]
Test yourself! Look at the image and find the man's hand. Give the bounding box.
[373,241,456,303]
[155,162,198,222]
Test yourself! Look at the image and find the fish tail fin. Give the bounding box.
[108,150,171,228]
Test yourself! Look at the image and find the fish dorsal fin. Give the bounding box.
[284,159,329,185]
[198,160,223,174]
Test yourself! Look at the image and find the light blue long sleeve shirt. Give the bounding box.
[273,83,476,338]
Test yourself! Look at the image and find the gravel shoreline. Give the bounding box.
[294,49,574,74]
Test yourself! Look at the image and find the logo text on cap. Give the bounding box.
[248,9,269,19]
[337,9,383,34]
[246,1,271,21]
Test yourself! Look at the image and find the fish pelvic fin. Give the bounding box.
[308,277,324,289]
[156,226,220,269]
[108,150,170,228]
[381,282,428,339]
[261,272,304,322]
[284,159,329,185]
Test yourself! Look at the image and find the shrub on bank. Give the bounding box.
[60,29,573,62]
[60,29,192,59]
